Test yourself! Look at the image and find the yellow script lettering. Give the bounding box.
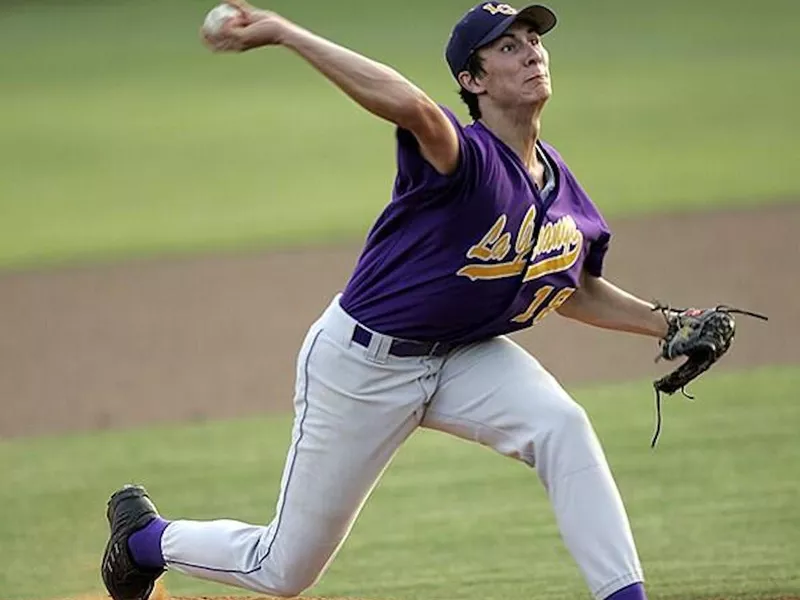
[466,215,511,261]
[457,255,526,281]
[515,205,537,255]
[459,212,585,283]
[524,239,582,282]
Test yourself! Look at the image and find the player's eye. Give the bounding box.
[500,43,515,53]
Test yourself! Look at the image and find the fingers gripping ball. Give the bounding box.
[203,4,240,37]
[648,304,768,447]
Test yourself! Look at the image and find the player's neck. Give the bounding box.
[480,103,545,172]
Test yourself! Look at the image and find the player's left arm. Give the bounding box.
[557,271,668,338]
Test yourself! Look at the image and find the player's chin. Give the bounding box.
[520,85,552,106]
[536,79,553,96]
[522,78,551,99]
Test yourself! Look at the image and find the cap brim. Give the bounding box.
[474,4,557,50]
[515,4,557,36]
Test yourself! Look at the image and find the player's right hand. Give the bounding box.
[202,0,291,52]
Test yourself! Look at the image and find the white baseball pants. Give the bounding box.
[161,295,644,599]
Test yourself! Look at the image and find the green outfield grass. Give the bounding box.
[1,0,799,269]
[0,366,798,600]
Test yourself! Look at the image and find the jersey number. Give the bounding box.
[511,286,575,325]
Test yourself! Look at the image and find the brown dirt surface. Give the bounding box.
[1,203,798,438]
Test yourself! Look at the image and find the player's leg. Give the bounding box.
[140,299,428,596]
[421,337,644,600]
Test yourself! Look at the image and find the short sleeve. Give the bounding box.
[584,231,611,277]
[392,105,482,202]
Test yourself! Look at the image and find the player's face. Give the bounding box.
[476,22,552,108]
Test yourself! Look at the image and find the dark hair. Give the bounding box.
[458,52,486,121]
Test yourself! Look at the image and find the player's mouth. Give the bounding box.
[525,73,548,83]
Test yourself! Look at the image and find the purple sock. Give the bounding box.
[604,582,647,600]
[127,517,169,570]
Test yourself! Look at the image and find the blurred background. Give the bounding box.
[0,1,798,599]
[1,0,797,268]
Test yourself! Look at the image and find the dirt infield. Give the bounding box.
[1,202,798,438]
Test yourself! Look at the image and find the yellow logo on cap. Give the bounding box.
[482,3,518,16]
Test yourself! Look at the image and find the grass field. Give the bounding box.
[1,366,798,600]
[1,3,797,599]
[1,0,799,269]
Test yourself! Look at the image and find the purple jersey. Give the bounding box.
[340,106,610,344]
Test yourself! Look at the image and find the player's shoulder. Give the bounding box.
[436,105,488,141]
[435,104,501,163]
[436,104,461,124]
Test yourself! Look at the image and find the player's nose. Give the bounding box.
[523,51,541,67]
[523,43,543,65]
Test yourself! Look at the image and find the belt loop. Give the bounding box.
[365,330,380,360]
[365,330,391,364]
[374,334,392,363]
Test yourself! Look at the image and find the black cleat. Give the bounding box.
[101,485,165,600]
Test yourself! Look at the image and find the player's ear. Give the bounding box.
[458,70,485,95]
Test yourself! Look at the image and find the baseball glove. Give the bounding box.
[649,304,768,447]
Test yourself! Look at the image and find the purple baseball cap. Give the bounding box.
[445,2,557,79]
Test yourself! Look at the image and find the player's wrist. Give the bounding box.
[278,21,315,51]
[651,303,677,339]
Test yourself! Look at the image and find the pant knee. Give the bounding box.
[536,399,593,443]
[260,556,325,597]
[255,572,315,598]
[493,400,595,468]
[554,401,592,436]
[535,400,604,478]
[270,581,310,598]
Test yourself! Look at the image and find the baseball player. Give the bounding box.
[101,3,684,599]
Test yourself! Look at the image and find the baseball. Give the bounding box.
[202,3,240,37]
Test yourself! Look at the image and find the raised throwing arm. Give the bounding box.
[203,0,460,175]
